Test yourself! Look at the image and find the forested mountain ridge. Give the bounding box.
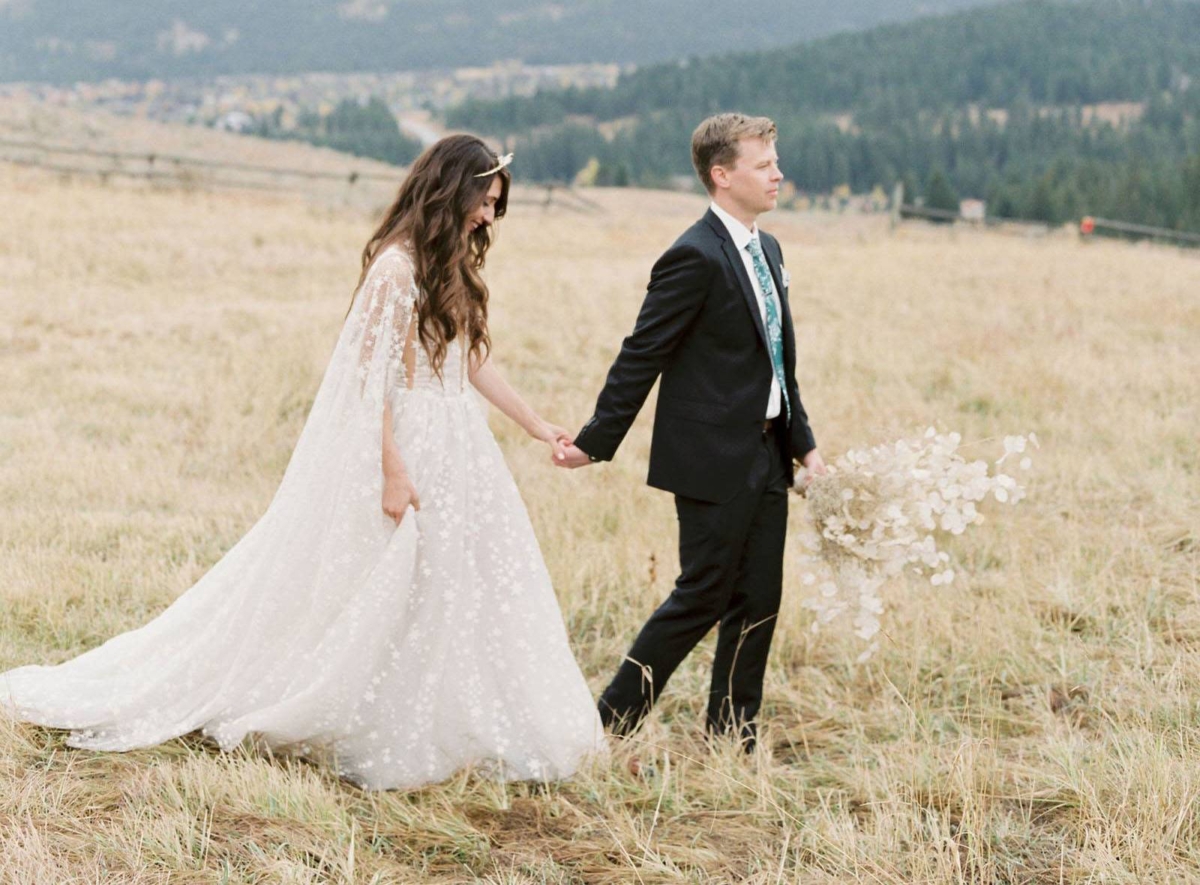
[453,0,1200,131]
[0,0,1017,84]
[448,0,1200,232]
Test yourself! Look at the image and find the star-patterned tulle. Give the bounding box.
[0,244,604,790]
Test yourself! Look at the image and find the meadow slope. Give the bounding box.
[1,164,1198,883]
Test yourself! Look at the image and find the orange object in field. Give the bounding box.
[1080,216,1096,235]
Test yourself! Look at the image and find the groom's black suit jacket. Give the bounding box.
[574,208,816,504]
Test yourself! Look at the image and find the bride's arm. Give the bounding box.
[469,354,569,459]
[382,403,420,522]
[356,250,421,524]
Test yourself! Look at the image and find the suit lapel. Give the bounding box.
[704,210,769,349]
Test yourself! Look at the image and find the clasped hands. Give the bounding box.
[528,420,593,469]
[531,420,594,469]
[543,424,829,481]
[554,440,594,469]
[535,419,590,470]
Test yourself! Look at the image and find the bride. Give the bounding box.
[1,135,605,790]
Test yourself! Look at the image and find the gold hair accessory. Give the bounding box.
[474,153,514,177]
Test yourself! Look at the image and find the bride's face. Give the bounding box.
[465,177,504,236]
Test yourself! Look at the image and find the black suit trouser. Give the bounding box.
[598,426,789,744]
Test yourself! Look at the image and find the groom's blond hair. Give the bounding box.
[691,113,777,194]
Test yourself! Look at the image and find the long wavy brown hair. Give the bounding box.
[355,134,511,377]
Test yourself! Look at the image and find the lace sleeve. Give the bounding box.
[350,247,418,409]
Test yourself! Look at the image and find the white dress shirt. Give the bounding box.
[709,201,782,420]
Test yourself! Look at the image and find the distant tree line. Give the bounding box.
[447,0,1200,232]
[0,0,1012,83]
[251,97,422,167]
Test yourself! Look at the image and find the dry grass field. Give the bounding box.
[1,147,1198,884]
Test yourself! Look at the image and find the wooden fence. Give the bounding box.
[890,182,1199,248]
[0,137,603,213]
[1084,216,1200,248]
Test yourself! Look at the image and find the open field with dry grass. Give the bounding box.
[1,148,1199,884]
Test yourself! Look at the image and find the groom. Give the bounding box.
[556,113,826,748]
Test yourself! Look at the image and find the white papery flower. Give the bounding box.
[797,429,1036,660]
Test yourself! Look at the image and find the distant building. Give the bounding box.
[215,111,254,133]
[960,199,987,222]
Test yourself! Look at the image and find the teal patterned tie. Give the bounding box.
[745,236,791,423]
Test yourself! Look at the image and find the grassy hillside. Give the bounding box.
[0,0,1018,83]
[1,157,1198,880]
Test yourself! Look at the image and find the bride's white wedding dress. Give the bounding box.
[0,244,604,790]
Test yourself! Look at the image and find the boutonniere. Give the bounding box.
[782,268,791,289]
